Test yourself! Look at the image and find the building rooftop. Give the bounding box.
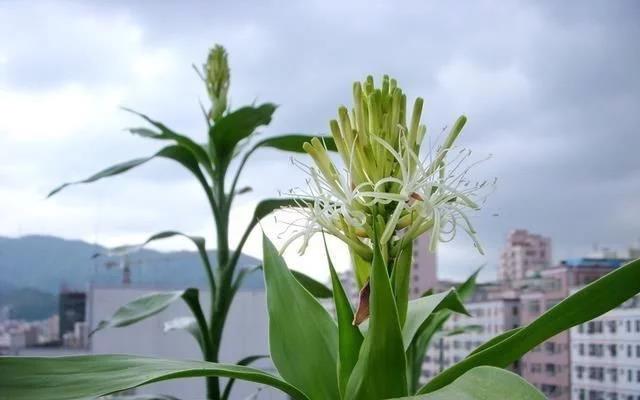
[559,257,630,268]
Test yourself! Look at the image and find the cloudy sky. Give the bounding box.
[1,0,638,282]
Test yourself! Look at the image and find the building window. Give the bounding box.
[627,320,632,332]
[589,344,604,357]
[608,344,617,357]
[587,321,603,334]
[636,319,640,332]
[545,363,556,376]
[527,300,540,314]
[607,320,617,333]
[628,345,633,358]
[545,299,561,310]
[545,342,556,354]
[579,343,585,356]
[588,366,604,381]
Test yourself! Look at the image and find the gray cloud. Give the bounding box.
[1,0,639,282]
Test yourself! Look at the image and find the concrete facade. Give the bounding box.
[499,229,551,282]
[89,286,285,400]
[412,233,438,298]
[520,261,626,399]
[421,297,521,383]
[570,295,640,400]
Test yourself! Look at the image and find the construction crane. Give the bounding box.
[94,253,174,286]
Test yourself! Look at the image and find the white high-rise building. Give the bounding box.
[570,294,640,400]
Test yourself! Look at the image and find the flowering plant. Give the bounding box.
[1,75,640,400]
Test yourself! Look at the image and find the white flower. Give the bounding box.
[283,75,493,260]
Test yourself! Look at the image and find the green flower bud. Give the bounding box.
[205,45,230,121]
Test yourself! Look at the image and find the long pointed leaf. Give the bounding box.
[394,366,544,400]
[262,234,339,400]
[229,197,313,268]
[391,242,413,327]
[291,269,332,298]
[0,355,308,400]
[325,239,363,397]
[344,238,407,400]
[163,316,204,352]
[91,289,195,335]
[407,268,480,392]
[418,258,640,394]
[102,231,216,296]
[209,104,276,168]
[465,327,521,358]
[253,134,337,153]
[48,146,215,211]
[402,289,468,350]
[221,355,269,400]
[124,108,213,177]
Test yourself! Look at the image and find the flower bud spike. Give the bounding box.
[329,119,349,166]
[408,97,424,149]
[365,75,374,94]
[382,74,390,97]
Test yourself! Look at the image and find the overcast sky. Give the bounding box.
[1,0,638,283]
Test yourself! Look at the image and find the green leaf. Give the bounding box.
[402,289,468,350]
[418,258,640,394]
[124,108,213,177]
[262,234,339,400]
[209,104,276,169]
[48,146,215,211]
[406,269,479,393]
[253,134,337,153]
[290,269,333,298]
[0,355,308,400]
[435,325,483,339]
[91,289,195,335]
[110,394,181,400]
[325,238,363,397]
[465,327,521,358]
[230,197,313,269]
[344,238,407,400]
[221,355,269,400]
[101,231,216,296]
[350,250,371,289]
[163,316,204,352]
[391,242,413,327]
[393,366,544,400]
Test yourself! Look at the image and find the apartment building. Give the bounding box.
[520,258,629,399]
[421,289,520,383]
[499,229,552,282]
[570,295,640,400]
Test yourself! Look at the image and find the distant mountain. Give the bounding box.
[0,287,57,321]
[0,235,263,294]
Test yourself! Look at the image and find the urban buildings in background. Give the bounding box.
[0,289,89,354]
[2,229,639,399]
[570,293,640,400]
[418,229,640,400]
[499,229,552,283]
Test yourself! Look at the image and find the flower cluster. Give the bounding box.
[205,44,230,121]
[284,75,492,261]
